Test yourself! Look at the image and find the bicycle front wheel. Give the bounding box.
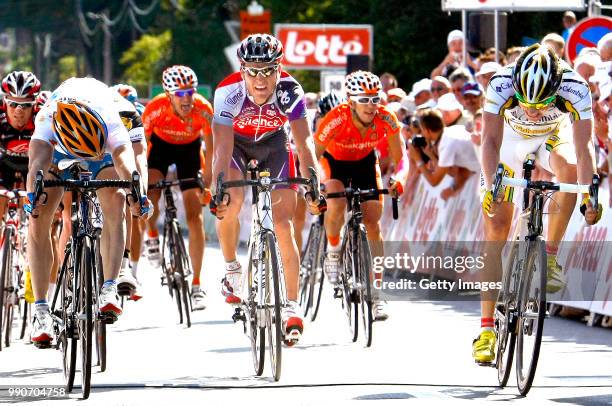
[93,244,106,373]
[358,226,373,347]
[341,228,358,342]
[246,240,265,376]
[264,232,282,381]
[0,227,13,351]
[77,237,94,399]
[310,225,326,322]
[515,237,546,396]
[299,222,318,316]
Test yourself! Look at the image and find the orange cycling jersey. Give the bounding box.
[142,93,213,145]
[314,103,400,161]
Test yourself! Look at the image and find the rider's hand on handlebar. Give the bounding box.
[305,192,326,215]
[130,195,154,219]
[580,196,603,225]
[482,189,502,217]
[210,193,230,219]
[199,188,212,206]
[389,177,404,198]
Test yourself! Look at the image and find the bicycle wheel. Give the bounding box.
[173,222,192,327]
[93,246,106,372]
[181,278,192,328]
[310,226,326,322]
[0,227,12,351]
[264,232,282,381]
[246,240,265,376]
[59,247,77,393]
[298,223,318,315]
[161,223,174,298]
[341,228,358,342]
[515,237,546,396]
[77,237,94,399]
[358,226,373,347]
[495,241,519,387]
[19,301,28,340]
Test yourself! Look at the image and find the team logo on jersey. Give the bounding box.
[559,85,586,99]
[220,110,234,119]
[121,116,133,130]
[225,87,244,106]
[266,109,277,117]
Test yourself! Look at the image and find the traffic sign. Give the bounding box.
[566,16,612,63]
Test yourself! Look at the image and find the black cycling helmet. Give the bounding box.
[317,91,344,116]
[237,34,284,64]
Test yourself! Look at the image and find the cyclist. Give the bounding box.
[111,83,148,301]
[141,66,213,311]
[314,71,407,322]
[474,44,602,363]
[26,77,151,346]
[211,33,323,344]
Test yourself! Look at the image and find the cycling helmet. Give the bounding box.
[512,43,562,104]
[2,71,41,98]
[53,101,107,160]
[162,65,198,92]
[317,91,344,116]
[237,34,283,64]
[35,90,51,112]
[345,71,382,96]
[111,83,138,103]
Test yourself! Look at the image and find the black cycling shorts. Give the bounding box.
[148,135,202,191]
[321,150,382,202]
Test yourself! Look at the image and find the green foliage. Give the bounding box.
[57,55,77,82]
[120,30,172,86]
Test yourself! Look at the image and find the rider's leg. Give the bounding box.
[322,179,347,251]
[546,144,578,249]
[294,195,307,254]
[216,168,245,263]
[271,188,298,301]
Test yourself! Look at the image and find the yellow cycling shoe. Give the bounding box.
[24,269,35,304]
[546,256,566,294]
[472,330,496,364]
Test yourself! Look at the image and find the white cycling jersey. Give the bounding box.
[32,77,131,157]
[483,62,592,139]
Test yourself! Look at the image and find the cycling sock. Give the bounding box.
[481,317,494,329]
[47,283,56,301]
[123,249,130,259]
[147,229,159,239]
[328,235,341,252]
[225,260,242,272]
[35,300,49,313]
[131,260,139,277]
[102,280,117,290]
[192,277,200,286]
[545,244,558,256]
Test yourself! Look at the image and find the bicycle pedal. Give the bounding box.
[232,308,246,323]
[33,340,53,349]
[333,287,342,299]
[117,286,133,296]
[475,360,494,367]
[99,312,118,324]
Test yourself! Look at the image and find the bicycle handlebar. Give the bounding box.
[500,177,590,194]
[326,187,399,220]
[148,175,205,190]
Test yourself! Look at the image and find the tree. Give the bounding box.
[120,30,172,88]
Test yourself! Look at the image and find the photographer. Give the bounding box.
[408,108,479,201]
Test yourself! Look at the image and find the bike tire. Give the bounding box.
[515,237,546,396]
[341,228,358,342]
[495,241,519,387]
[299,223,317,315]
[358,226,373,348]
[246,239,265,376]
[94,246,106,373]
[61,245,77,393]
[161,223,174,298]
[264,232,283,381]
[19,301,28,340]
[181,278,192,328]
[173,222,192,328]
[310,226,326,322]
[0,227,12,351]
[78,237,94,399]
[3,302,13,348]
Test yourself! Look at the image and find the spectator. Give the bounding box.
[304,92,318,109]
[597,33,612,61]
[380,72,398,93]
[475,62,502,90]
[436,93,468,126]
[409,78,433,107]
[460,81,484,118]
[408,108,479,200]
[387,87,407,103]
[542,33,566,59]
[506,46,525,63]
[481,48,507,66]
[431,76,451,103]
[431,30,477,78]
[449,67,472,104]
[466,109,483,163]
[573,54,600,83]
[562,11,578,43]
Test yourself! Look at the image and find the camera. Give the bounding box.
[410,135,430,164]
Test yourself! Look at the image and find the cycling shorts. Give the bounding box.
[148,135,202,191]
[51,150,114,180]
[321,150,382,202]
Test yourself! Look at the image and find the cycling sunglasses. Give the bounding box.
[515,93,556,110]
[6,100,35,108]
[172,88,195,98]
[431,85,447,93]
[350,95,381,105]
[242,65,279,78]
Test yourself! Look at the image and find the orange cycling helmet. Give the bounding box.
[53,101,107,159]
[345,71,382,96]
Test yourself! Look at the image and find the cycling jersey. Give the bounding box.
[32,77,130,157]
[142,93,212,145]
[213,71,307,141]
[0,108,36,171]
[112,90,145,145]
[484,62,592,139]
[314,103,400,161]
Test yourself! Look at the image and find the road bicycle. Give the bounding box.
[34,163,142,399]
[326,186,398,347]
[217,161,320,381]
[298,213,325,322]
[148,175,203,328]
[491,154,598,395]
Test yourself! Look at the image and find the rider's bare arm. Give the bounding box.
[290,117,320,178]
[572,118,598,186]
[202,132,214,188]
[211,122,235,193]
[26,139,53,193]
[481,111,505,190]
